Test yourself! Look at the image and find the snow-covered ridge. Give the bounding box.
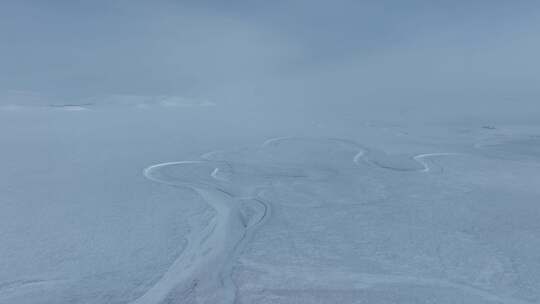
[0,91,214,111]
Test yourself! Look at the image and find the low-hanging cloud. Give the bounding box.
[1,0,539,123]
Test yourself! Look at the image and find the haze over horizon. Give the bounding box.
[2,0,540,123]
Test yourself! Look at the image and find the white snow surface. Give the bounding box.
[1,96,540,304]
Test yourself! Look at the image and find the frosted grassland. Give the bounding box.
[1,1,540,303]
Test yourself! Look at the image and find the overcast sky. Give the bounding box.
[1,0,539,122]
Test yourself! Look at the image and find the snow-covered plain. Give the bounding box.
[2,1,540,303]
[1,93,539,304]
